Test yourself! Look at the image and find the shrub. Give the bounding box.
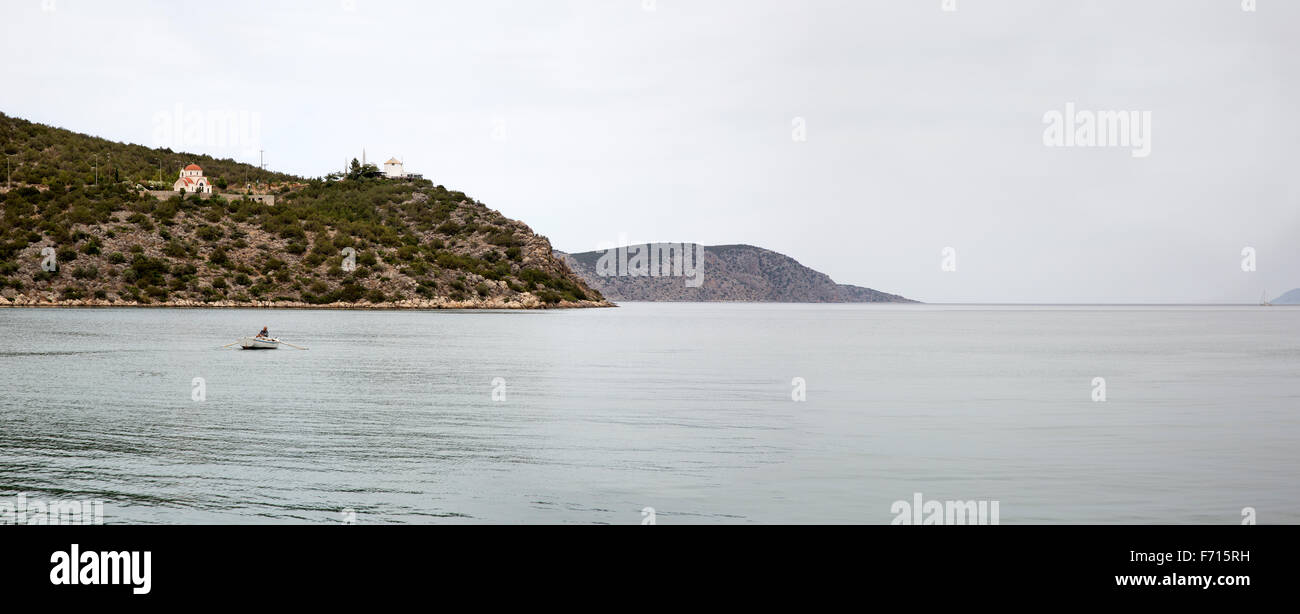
[126,255,170,287]
[487,231,520,247]
[337,282,364,302]
[162,241,188,258]
[196,225,223,241]
[519,268,549,286]
[127,212,153,230]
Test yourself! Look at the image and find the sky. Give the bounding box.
[2,0,1296,303]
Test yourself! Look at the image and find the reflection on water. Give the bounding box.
[1,304,1298,524]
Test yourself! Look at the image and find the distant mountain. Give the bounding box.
[558,243,915,303]
[1273,289,1300,305]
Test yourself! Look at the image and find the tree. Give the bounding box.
[346,158,382,180]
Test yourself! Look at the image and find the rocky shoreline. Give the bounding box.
[0,293,613,310]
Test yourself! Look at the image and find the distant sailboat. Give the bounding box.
[1261,290,1271,307]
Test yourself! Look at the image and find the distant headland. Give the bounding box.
[559,243,914,303]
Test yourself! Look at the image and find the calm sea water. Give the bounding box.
[1,303,1297,524]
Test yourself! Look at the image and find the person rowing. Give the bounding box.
[257,326,269,338]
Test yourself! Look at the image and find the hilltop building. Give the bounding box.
[173,164,212,193]
[344,151,424,181]
[384,158,404,178]
[382,157,423,180]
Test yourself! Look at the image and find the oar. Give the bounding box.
[278,340,309,350]
[220,341,241,349]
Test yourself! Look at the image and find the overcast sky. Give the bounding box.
[3,0,1296,303]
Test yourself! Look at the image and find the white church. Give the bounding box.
[173,163,213,193]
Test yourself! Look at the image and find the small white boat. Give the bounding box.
[239,336,281,350]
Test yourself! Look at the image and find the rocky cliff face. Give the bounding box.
[558,244,914,303]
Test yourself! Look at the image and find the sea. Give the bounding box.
[1,303,1296,524]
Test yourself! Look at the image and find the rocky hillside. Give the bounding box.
[559,244,914,303]
[0,115,607,309]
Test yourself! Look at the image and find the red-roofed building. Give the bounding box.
[174,163,212,193]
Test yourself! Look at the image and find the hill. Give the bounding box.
[1272,289,1300,305]
[0,114,607,309]
[1,112,297,189]
[559,243,914,303]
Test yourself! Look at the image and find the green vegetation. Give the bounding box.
[1,112,296,188]
[0,113,601,307]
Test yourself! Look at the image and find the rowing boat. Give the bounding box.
[238,336,280,350]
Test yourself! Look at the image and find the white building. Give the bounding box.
[383,157,404,179]
[173,164,213,193]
